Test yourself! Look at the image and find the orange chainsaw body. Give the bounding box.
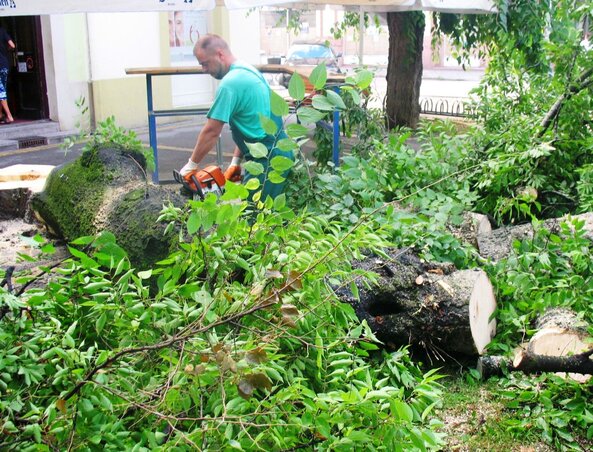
[173,165,226,200]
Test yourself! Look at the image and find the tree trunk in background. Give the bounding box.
[385,11,425,130]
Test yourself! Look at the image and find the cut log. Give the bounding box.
[0,164,54,220]
[477,349,593,380]
[30,146,186,269]
[334,249,497,357]
[448,212,492,249]
[477,308,592,381]
[477,212,593,261]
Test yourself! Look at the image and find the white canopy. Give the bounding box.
[225,0,496,14]
[0,0,215,16]
[0,0,496,16]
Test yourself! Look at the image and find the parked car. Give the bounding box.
[285,40,343,74]
[280,40,343,90]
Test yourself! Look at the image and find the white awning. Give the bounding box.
[0,0,216,16]
[224,0,496,14]
[0,0,495,16]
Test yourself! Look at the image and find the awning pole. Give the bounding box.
[358,6,364,65]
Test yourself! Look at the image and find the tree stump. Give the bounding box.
[30,146,186,269]
[335,249,497,357]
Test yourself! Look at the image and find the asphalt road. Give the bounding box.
[0,118,236,184]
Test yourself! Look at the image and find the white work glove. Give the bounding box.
[180,158,200,177]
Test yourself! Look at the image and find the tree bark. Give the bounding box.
[477,350,593,380]
[448,212,492,250]
[385,11,425,130]
[335,249,497,357]
[477,212,593,261]
[477,308,592,381]
[30,146,186,269]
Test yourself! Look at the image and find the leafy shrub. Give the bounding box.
[0,189,446,450]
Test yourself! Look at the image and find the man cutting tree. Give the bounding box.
[180,34,292,201]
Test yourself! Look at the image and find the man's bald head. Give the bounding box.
[194,34,235,80]
[195,34,230,55]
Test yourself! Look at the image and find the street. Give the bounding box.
[0,69,483,183]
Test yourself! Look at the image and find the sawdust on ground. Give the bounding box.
[0,218,49,268]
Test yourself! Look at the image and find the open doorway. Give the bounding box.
[0,15,48,120]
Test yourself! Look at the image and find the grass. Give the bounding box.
[437,374,555,451]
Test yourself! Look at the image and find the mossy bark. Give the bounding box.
[31,146,186,269]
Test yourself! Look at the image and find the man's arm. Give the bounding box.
[180,118,224,175]
[190,118,224,164]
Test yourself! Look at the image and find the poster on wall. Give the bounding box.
[169,10,208,64]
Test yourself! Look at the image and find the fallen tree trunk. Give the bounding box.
[447,212,492,250]
[334,249,497,357]
[30,146,186,269]
[477,308,592,381]
[477,212,593,261]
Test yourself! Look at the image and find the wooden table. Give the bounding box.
[125,65,346,183]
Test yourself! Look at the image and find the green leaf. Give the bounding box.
[221,181,249,200]
[316,415,331,439]
[96,313,107,334]
[286,123,309,139]
[297,107,326,124]
[393,400,414,422]
[41,243,55,254]
[246,142,269,159]
[312,95,336,111]
[268,171,285,184]
[326,89,347,110]
[347,88,361,105]
[270,89,289,117]
[70,236,95,245]
[68,246,99,268]
[276,138,299,151]
[62,334,75,349]
[350,281,360,300]
[270,156,294,172]
[273,193,286,210]
[138,269,152,279]
[309,63,327,90]
[244,161,264,176]
[229,439,243,450]
[187,211,201,234]
[259,114,278,135]
[245,178,260,191]
[353,69,373,90]
[288,72,306,101]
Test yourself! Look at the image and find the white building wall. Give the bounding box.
[228,9,261,65]
[42,14,91,131]
[40,9,260,132]
[86,12,161,80]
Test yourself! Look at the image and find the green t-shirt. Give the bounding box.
[207,61,270,145]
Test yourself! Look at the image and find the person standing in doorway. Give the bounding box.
[0,25,15,124]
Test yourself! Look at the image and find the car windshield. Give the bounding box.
[287,44,334,61]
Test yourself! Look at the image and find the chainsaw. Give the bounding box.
[173,165,226,200]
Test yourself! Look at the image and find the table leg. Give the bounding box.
[146,74,159,183]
